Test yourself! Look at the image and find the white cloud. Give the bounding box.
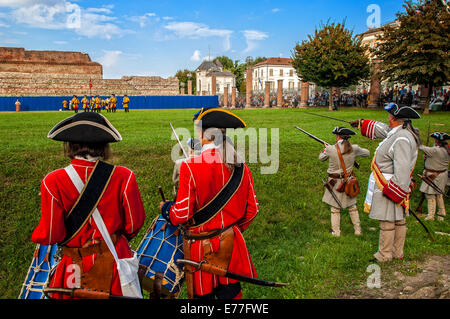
[2,0,127,40]
[242,30,268,53]
[272,8,281,13]
[130,12,158,28]
[164,21,232,51]
[98,50,123,68]
[162,16,173,20]
[53,40,67,45]
[190,50,201,62]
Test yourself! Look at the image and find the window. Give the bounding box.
[289,70,293,77]
[269,69,273,76]
[279,69,283,76]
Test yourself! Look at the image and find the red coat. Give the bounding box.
[168,144,259,296]
[31,158,146,298]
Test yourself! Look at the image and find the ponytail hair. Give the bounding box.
[339,136,353,155]
[201,127,244,171]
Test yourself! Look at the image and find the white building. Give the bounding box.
[252,57,302,92]
[195,60,235,95]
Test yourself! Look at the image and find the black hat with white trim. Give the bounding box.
[430,132,450,142]
[332,126,356,137]
[47,112,122,143]
[384,103,420,119]
[193,107,246,129]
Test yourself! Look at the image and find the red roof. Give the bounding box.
[254,57,293,67]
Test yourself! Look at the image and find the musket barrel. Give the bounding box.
[294,126,328,145]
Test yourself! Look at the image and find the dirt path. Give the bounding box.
[342,255,449,299]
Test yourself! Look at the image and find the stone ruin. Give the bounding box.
[0,47,179,97]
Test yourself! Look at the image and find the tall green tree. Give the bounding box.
[373,0,450,113]
[175,69,196,94]
[292,22,370,110]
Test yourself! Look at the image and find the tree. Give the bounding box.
[175,69,196,94]
[292,22,371,110]
[373,0,450,114]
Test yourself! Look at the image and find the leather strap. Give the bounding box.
[335,144,351,179]
[61,161,115,245]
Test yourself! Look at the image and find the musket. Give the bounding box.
[294,126,360,169]
[303,111,352,124]
[176,259,288,288]
[322,178,343,210]
[169,122,188,159]
[43,287,138,299]
[408,208,435,242]
[418,174,448,198]
[294,125,329,146]
[416,121,432,213]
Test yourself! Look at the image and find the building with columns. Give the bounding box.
[195,60,235,95]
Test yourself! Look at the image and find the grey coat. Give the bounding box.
[419,145,449,195]
[319,141,370,209]
[366,122,419,222]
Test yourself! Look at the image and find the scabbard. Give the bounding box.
[182,238,194,299]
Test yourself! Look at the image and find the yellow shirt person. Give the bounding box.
[71,96,79,113]
[110,94,117,113]
[81,96,89,111]
[123,95,130,113]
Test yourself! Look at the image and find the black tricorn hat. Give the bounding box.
[47,112,122,143]
[430,132,450,142]
[384,103,420,119]
[193,107,246,129]
[332,126,356,137]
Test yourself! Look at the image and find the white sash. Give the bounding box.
[64,164,143,298]
[364,171,394,213]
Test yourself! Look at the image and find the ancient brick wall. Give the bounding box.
[0,47,179,96]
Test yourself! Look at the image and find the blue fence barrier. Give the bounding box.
[0,96,218,112]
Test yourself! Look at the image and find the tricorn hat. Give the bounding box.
[47,112,122,143]
[193,107,246,129]
[384,103,420,119]
[430,132,450,142]
[332,126,356,137]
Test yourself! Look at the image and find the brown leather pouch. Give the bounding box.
[202,227,235,272]
[335,144,360,197]
[62,235,117,295]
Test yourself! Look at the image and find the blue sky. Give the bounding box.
[0,0,405,79]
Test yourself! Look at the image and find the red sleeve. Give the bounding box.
[360,120,377,139]
[122,171,146,239]
[382,180,409,204]
[169,161,196,226]
[31,177,66,245]
[238,165,259,232]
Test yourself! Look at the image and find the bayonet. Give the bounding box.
[303,111,352,124]
[170,122,189,159]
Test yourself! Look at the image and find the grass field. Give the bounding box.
[0,107,449,299]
